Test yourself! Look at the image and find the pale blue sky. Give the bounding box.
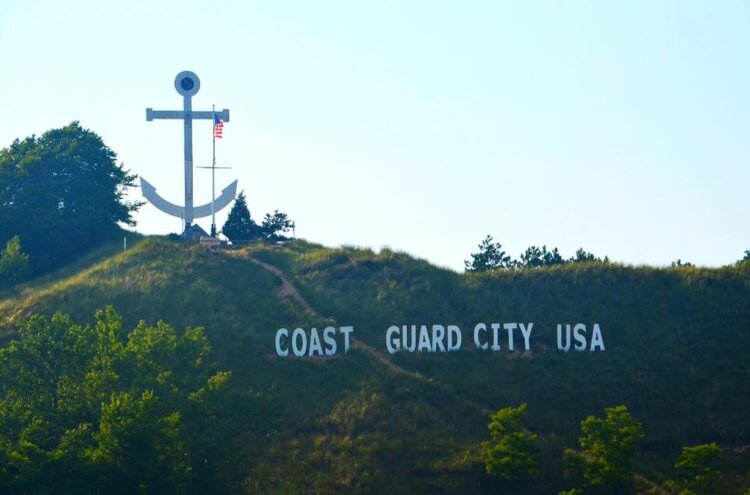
[1,1,748,270]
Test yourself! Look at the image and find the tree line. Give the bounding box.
[465,235,608,272]
[466,235,750,272]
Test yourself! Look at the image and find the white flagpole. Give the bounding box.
[211,105,217,236]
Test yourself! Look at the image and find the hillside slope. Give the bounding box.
[1,238,748,493]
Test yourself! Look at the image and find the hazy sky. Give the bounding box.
[1,1,748,270]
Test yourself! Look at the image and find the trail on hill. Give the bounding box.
[247,256,493,416]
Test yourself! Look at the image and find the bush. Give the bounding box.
[0,235,30,286]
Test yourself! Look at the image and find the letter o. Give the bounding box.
[292,328,307,357]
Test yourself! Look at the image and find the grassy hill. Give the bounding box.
[1,237,748,493]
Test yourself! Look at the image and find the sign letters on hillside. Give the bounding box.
[273,322,605,357]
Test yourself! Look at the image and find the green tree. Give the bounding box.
[671,259,694,268]
[518,245,566,268]
[0,122,140,273]
[0,235,31,286]
[482,403,538,480]
[261,209,294,241]
[465,235,512,272]
[570,248,607,263]
[221,192,262,242]
[0,307,256,494]
[87,391,189,495]
[672,443,723,494]
[564,405,645,491]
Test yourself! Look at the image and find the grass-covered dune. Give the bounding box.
[1,237,748,493]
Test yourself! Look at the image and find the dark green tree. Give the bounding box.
[564,405,645,491]
[0,122,140,273]
[671,259,694,268]
[518,245,565,268]
[0,235,31,286]
[482,403,538,480]
[570,248,607,263]
[221,192,262,242]
[465,235,512,272]
[261,210,294,241]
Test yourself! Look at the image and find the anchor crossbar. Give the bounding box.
[146,109,230,121]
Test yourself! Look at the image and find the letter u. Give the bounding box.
[557,324,571,352]
[402,325,417,352]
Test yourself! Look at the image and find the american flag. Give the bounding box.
[213,113,224,139]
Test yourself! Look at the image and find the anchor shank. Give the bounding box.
[183,95,194,226]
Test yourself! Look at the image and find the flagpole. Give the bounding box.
[211,104,217,237]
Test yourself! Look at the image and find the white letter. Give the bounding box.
[418,325,432,352]
[432,325,446,352]
[275,328,289,357]
[386,325,400,354]
[340,326,354,354]
[504,323,517,351]
[447,325,462,351]
[308,328,323,356]
[590,323,605,352]
[557,324,571,352]
[323,326,337,355]
[292,328,307,357]
[573,323,587,351]
[474,323,488,350]
[403,325,417,352]
[519,323,533,351]
[491,323,502,351]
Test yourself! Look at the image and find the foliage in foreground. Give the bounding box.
[0,307,272,495]
[668,442,724,494]
[482,403,538,480]
[563,405,645,492]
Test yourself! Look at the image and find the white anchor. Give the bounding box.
[142,71,237,232]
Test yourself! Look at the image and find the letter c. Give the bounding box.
[474,323,488,350]
[275,328,289,357]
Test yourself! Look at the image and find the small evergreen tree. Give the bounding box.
[465,235,512,272]
[671,259,694,268]
[518,245,565,268]
[570,248,599,263]
[482,403,539,480]
[221,192,261,242]
[0,235,31,286]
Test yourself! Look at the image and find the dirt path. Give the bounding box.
[249,258,317,315]
[248,255,492,415]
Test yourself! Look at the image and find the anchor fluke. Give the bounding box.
[141,177,237,220]
[193,180,237,218]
